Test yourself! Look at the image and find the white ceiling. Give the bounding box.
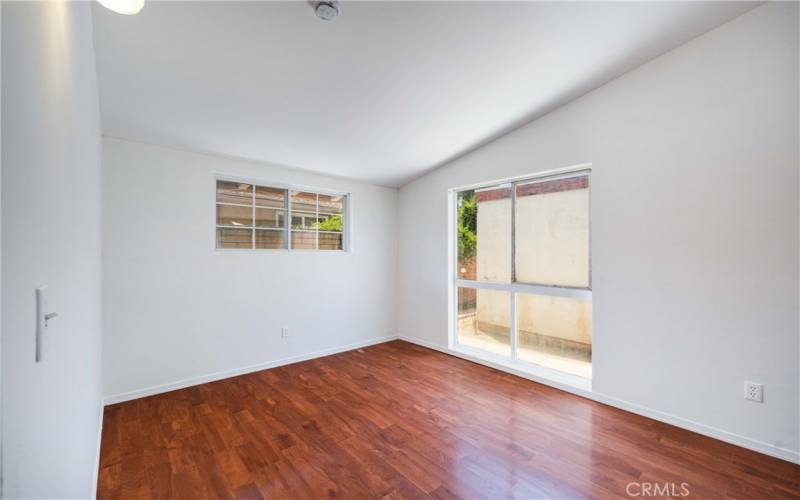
[92,1,758,187]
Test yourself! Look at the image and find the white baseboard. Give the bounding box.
[91,401,104,499]
[398,334,800,465]
[589,390,800,465]
[103,335,398,405]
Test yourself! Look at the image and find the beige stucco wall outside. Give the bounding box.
[515,188,589,287]
[475,197,511,282]
[475,197,512,332]
[474,189,592,345]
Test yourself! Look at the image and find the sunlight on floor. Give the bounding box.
[457,315,592,379]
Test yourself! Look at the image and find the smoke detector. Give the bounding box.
[313,0,340,21]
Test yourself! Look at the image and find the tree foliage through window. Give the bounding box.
[458,191,477,262]
[316,214,343,232]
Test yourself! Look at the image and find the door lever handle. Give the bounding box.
[35,286,57,363]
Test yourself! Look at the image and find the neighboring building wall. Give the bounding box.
[475,195,511,282]
[515,186,589,287]
[475,194,511,328]
[517,294,591,345]
[474,183,591,345]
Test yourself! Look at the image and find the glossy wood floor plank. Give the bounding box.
[98,341,799,499]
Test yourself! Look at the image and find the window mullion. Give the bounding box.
[287,190,292,250]
[511,182,517,283]
[455,279,592,300]
[510,181,518,360]
[251,185,256,249]
[510,291,518,362]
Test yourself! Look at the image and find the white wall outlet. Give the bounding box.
[281,326,289,339]
[744,381,763,403]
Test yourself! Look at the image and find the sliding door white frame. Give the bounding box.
[448,164,592,389]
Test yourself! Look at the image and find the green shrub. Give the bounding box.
[316,214,343,232]
[458,193,477,260]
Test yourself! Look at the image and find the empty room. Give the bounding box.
[1,0,799,498]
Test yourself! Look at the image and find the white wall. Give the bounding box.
[398,2,799,462]
[1,2,104,498]
[102,138,398,401]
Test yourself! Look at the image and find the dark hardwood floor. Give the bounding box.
[97,340,800,499]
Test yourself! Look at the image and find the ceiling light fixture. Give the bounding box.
[313,0,340,22]
[97,0,145,15]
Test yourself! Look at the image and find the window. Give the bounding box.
[453,169,591,380]
[216,179,347,251]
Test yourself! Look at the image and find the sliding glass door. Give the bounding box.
[453,169,592,379]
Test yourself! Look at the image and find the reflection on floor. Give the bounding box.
[457,314,592,378]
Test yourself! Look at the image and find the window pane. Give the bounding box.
[255,229,285,249]
[457,287,510,357]
[318,194,344,214]
[216,180,253,205]
[457,185,511,282]
[217,228,252,249]
[290,191,317,213]
[255,185,286,208]
[515,175,589,287]
[291,230,316,250]
[291,190,318,234]
[216,204,252,227]
[255,207,284,228]
[319,232,343,250]
[291,213,319,230]
[517,293,592,379]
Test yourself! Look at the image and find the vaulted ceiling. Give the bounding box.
[92,1,758,186]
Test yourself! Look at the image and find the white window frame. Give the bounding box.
[448,164,592,389]
[214,175,351,252]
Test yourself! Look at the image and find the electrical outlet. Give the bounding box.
[281,326,289,339]
[744,381,763,403]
